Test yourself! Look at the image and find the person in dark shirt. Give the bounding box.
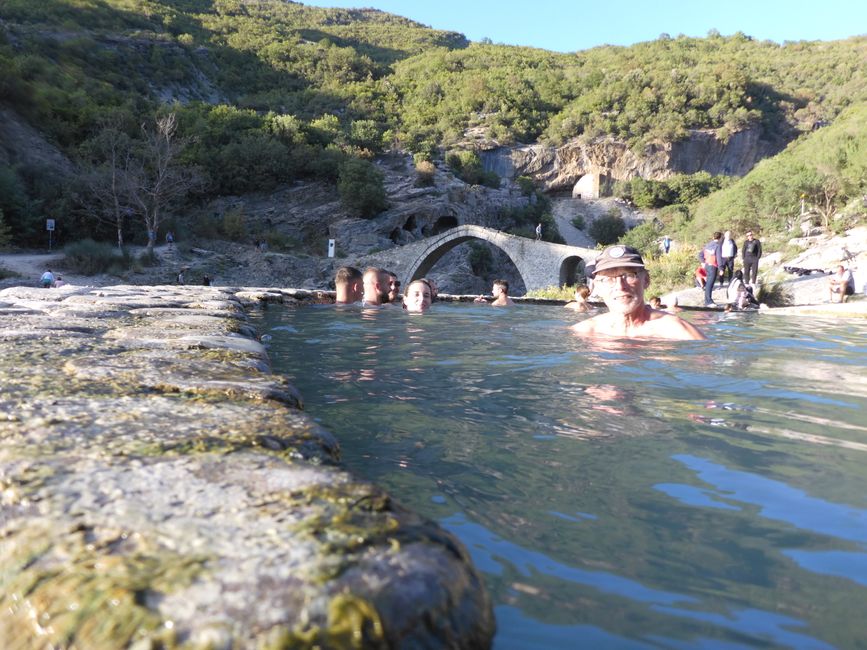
[741,230,763,285]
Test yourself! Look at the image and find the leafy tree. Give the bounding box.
[337,158,387,218]
[0,208,11,248]
[78,117,135,250]
[619,221,662,257]
[589,211,626,245]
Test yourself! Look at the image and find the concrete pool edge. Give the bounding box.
[0,283,494,648]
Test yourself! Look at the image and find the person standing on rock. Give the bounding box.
[720,230,737,287]
[699,232,723,306]
[535,223,542,240]
[742,230,763,285]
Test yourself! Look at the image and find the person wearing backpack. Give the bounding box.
[698,232,723,306]
[741,230,763,285]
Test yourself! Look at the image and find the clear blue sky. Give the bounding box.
[300,0,867,53]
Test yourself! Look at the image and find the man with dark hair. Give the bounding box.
[334,266,364,304]
[362,267,391,306]
[572,245,705,340]
[699,231,723,306]
[741,230,763,285]
[385,270,401,304]
[474,279,515,306]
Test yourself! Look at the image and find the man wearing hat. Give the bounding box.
[571,245,706,340]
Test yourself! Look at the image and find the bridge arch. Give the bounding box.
[402,225,596,295]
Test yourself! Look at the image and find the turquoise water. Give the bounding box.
[253,303,867,649]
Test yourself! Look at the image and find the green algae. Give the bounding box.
[264,592,387,650]
[0,524,205,649]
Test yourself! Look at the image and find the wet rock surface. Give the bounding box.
[0,284,493,648]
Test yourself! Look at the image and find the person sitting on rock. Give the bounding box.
[829,265,855,303]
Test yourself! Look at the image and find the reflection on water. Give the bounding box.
[252,304,867,649]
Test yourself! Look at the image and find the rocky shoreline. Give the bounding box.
[0,283,493,648]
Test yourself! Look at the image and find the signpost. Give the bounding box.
[46,219,55,251]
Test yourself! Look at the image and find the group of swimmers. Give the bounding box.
[334,266,437,313]
[334,246,707,341]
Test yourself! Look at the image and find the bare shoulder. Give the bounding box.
[646,310,707,340]
[570,313,604,335]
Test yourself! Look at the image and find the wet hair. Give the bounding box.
[335,266,363,285]
[493,279,509,294]
[575,284,590,299]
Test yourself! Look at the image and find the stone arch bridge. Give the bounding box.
[359,225,597,294]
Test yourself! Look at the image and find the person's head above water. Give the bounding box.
[362,267,391,305]
[386,270,401,303]
[334,266,363,304]
[402,279,433,313]
[572,245,706,340]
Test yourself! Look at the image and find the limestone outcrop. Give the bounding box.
[0,284,494,648]
[482,127,780,194]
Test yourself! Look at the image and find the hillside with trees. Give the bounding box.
[0,0,865,264]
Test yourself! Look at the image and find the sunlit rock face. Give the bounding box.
[482,126,779,193]
[0,284,494,649]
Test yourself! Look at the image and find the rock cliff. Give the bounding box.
[482,127,780,194]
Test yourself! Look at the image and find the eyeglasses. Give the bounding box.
[595,271,642,286]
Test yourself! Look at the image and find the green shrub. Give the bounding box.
[415,160,436,186]
[516,176,536,196]
[571,214,585,230]
[62,239,130,275]
[221,208,247,241]
[337,158,387,218]
[589,212,626,245]
[137,248,159,267]
[758,282,792,307]
[0,208,11,248]
[525,285,574,300]
[619,221,661,258]
[643,247,699,295]
[468,242,493,276]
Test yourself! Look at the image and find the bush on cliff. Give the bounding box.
[337,158,387,218]
[589,211,626,245]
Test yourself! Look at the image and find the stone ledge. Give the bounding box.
[0,284,494,649]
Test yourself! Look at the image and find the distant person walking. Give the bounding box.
[662,235,671,254]
[741,230,763,285]
[165,231,174,247]
[699,232,723,306]
[535,223,542,241]
[720,230,737,286]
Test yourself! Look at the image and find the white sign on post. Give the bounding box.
[46,219,55,231]
[327,239,336,258]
